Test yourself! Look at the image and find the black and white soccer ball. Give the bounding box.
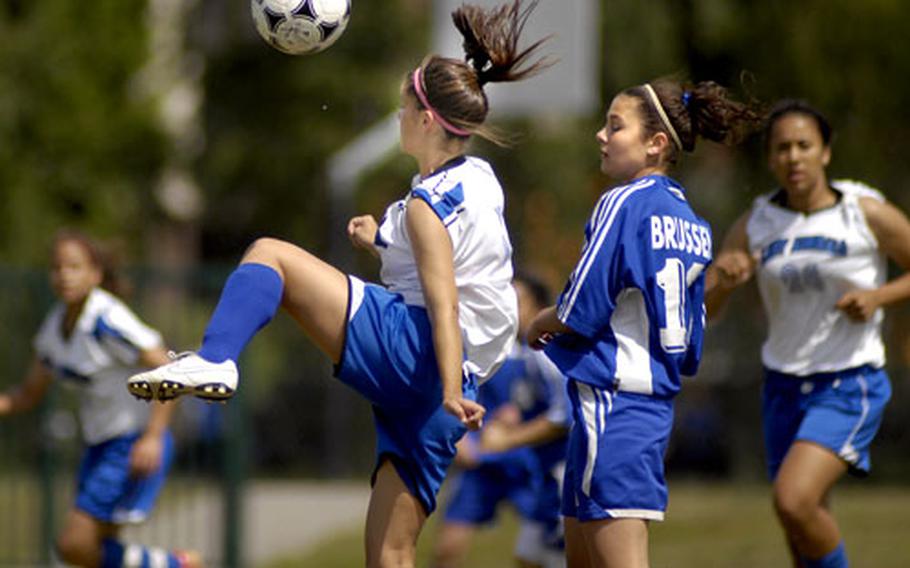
[251,0,351,55]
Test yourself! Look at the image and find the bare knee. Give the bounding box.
[773,483,816,528]
[368,543,417,568]
[56,529,98,567]
[243,237,288,262]
[433,525,471,568]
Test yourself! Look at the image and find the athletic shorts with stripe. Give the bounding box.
[562,379,673,522]
[334,276,474,515]
[762,365,891,479]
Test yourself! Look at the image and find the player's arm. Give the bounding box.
[704,210,755,321]
[347,214,380,258]
[407,199,485,430]
[526,306,571,350]
[130,346,176,476]
[480,415,568,453]
[0,356,54,416]
[837,197,910,321]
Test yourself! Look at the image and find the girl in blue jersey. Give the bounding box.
[706,100,910,568]
[527,80,760,567]
[0,230,200,568]
[129,2,550,565]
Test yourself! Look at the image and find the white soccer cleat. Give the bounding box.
[128,352,238,402]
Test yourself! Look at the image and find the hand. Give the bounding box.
[527,317,554,350]
[453,436,481,469]
[129,433,164,477]
[443,397,486,431]
[479,420,512,453]
[491,403,521,426]
[836,289,881,322]
[347,215,379,252]
[711,250,755,290]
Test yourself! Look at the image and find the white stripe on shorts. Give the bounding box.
[123,545,143,568]
[148,548,169,568]
[578,383,599,496]
[578,383,612,496]
[604,508,665,521]
[347,275,366,322]
[838,375,870,464]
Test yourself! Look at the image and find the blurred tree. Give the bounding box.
[0,1,165,262]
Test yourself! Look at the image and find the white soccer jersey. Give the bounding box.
[375,155,518,383]
[746,179,887,375]
[33,288,164,445]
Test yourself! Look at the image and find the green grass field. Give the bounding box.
[266,481,910,567]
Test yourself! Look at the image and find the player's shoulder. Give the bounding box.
[414,155,501,207]
[594,175,660,211]
[831,178,886,202]
[618,175,698,220]
[85,287,126,316]
[748,188,782,216]
[419,155,494,189]
[35,302,65,343]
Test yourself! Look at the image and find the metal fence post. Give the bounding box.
[38,394,56,565]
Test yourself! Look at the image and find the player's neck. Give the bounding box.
[418,139,466,178]
[787,180,836,213]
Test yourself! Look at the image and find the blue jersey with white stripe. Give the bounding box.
[545,175,711,398]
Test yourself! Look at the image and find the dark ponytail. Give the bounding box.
[406,0,552,146]
[626,79,763,164]
[452,0,552,86]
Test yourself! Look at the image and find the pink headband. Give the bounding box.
[412,68,471,137]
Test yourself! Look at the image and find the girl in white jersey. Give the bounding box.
[0,230,201,568]
[706,100,910,568]
[129,2,550,564]
[528,80,760,568]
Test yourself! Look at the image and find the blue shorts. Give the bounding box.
[531,466,563,527]
[562,380,673,522]
[762,365,891,479]
[335,276,473,515]
[75,431,175,524]
[443,443,539,524]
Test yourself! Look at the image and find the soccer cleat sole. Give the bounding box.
[128,381,156,402]
[158,380,235,402]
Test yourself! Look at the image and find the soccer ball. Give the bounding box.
[251,0,351,55]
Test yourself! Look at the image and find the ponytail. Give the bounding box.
[406,0,552,146]
[626,79,763,164]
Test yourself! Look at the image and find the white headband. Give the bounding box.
[643,83,682,151]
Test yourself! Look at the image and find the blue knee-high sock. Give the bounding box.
[197,263,284,364]
[101,539,181,568]
[805,542,848,568]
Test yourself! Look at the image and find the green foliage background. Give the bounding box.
[2,0,909,266]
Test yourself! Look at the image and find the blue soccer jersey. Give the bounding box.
[545,175,711,397]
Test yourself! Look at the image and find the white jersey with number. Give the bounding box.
[33,288,164,445]
[375,155,518,383]
[746,179,887,375]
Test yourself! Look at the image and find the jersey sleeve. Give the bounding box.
[409,182,466,227]
[555,191,634,338]
[94,301,163,365]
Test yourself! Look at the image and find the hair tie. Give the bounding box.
[412,68,471,137]
[681,91,693,109]
[643,83,682,151]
